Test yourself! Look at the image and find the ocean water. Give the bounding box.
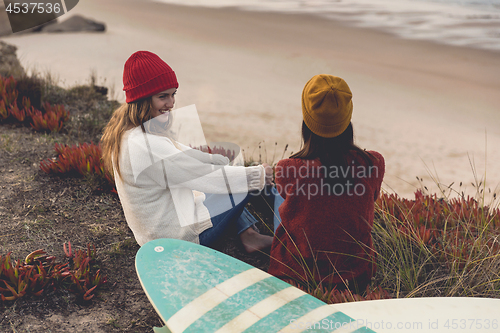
[153,0,500,51]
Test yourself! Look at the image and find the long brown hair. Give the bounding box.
[101,98,153,179]
[290,121,375,187]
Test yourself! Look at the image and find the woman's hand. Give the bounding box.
[211,154,230,165]
[262,163,274,185]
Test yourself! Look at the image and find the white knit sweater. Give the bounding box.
[114,126,265,246]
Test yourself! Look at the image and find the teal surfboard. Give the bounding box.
[135,238,376,333]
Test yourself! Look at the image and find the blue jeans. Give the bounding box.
[198,192,257,247]
[272,186,285,233]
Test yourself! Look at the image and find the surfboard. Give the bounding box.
[135,238,377,333]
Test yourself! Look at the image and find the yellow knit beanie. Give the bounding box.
[301,74,353,138]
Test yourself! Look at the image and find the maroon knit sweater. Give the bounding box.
[268,150,385,288]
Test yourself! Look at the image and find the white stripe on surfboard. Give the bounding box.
[166,268,270,332]
[215,286,307,333]
[279,304,361,333]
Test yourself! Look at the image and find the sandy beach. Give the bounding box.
[2,0,500,200]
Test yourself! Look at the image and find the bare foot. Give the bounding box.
[239,227,273,253]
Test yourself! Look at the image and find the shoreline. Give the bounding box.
[151,0,500,54]
[2,0,500,200]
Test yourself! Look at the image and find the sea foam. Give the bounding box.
[153,0,500,51]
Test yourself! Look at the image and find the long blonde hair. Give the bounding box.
[101,98,153,179]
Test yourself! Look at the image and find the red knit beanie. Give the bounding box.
[123,51,179,103]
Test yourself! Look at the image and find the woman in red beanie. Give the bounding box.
[101,51,273,252]
[267,74,385,292]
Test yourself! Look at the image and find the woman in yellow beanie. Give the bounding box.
[268,74,385,292]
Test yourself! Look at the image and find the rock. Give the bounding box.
[40,15,105,33]
[0,24,11,37]
[31,19,58,32]
[0,41,25,79]
[94,85,108,96]
[0,5,12,37]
